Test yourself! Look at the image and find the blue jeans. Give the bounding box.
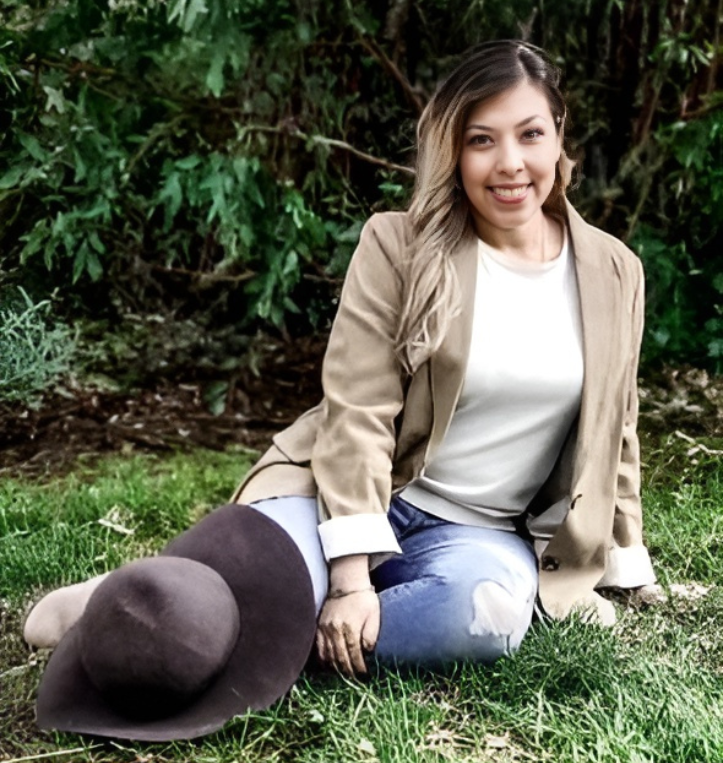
[250,495,538,667]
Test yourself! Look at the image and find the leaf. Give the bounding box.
[158,172,183,228]
[52,212,66,236]
[169,0,208,32]
[203,172,227,223]
[176,155,201,171]
[336,221,365,243]
[282,250,299,277]
[296,20,312,43]
[239,223,254,248]
[206,48,226,97]
[0,166,26,190]
[185,0,208,30]
[708,339,723,359]
[282,296,300,314]
[18,133,47,163]
[167,0,184,23]
[203,380,228,416]
[86,250,104,282]
[73,240,90,284]
[78,199,111,221]
[73,149,88,183]
[88,232,106,254]
[42,86,66,114]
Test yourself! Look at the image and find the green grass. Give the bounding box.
[1,434,722,763]
[1,448,255,599]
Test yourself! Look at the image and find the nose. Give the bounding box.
[495,138,524,175]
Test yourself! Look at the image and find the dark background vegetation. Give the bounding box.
[1,0,722,413]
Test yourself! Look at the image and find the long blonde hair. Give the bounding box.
[396,41,574,374]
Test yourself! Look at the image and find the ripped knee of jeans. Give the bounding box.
[469,580,528,638]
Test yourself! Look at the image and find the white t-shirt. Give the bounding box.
[400,234,584,530]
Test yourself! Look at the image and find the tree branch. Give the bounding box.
[126,115,187,177]
[357,35,426,116]
[306,132,415,175]
[149,264,256,283]
[237,124,415,176]
[680,98,723,121]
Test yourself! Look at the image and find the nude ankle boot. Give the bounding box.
[24,573,111,649]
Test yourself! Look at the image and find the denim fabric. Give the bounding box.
[371,497,537,666]
[249,495,538,667]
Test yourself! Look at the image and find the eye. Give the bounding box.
[522,128,544,140]
[467,133,492,146]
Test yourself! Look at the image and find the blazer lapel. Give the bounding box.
[427,230,478,460]
[426,205,623,481]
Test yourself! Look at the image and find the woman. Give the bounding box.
[231,39,656,674]
[27,41,656,687]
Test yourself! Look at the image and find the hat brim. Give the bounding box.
[36,504,317,741]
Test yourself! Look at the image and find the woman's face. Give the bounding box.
[458,81,562,240]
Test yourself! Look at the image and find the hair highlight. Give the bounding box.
[396,40,574,373]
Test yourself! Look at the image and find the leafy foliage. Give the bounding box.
[629,103,723,369]
[0,287,75,406]
[0,0,374,337]
[0,0,721,384]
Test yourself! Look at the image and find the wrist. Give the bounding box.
[329,554,371,590]
[327,585,376,600]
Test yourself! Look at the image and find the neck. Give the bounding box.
[474,212,562,263]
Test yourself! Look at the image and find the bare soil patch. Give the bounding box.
[0,335,327,480]
[1,349,721,482]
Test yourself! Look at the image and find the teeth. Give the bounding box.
[492,186,527,198]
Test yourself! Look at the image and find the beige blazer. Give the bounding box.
[233,202,656,619]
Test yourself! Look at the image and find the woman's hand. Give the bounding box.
[315,554,380,675]
[316,590,380,675]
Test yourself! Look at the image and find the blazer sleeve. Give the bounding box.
[312,213,408,562]
[598,257,657,587]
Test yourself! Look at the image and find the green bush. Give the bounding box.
[632,108,723,370]
[0,288,75,406]
[0,0,393,342]
[0,0,721,375]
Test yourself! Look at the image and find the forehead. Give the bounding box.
[465,81,553,126]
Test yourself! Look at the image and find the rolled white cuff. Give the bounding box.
[318,513,402,562]
[596,544,657,589]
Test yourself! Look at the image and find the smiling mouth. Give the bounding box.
[490,185,529,198]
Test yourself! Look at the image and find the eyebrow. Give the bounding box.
[464,115,545,132]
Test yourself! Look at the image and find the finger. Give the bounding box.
[330,628,355,676]
[315,627,330,665]
[344,625,368,675]
[317,618,350,673]
[317,627,343,671]
[360,602,381,653]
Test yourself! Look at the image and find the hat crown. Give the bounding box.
[79,557,240,719]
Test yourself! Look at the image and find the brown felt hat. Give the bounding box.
[36,504,316,741]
